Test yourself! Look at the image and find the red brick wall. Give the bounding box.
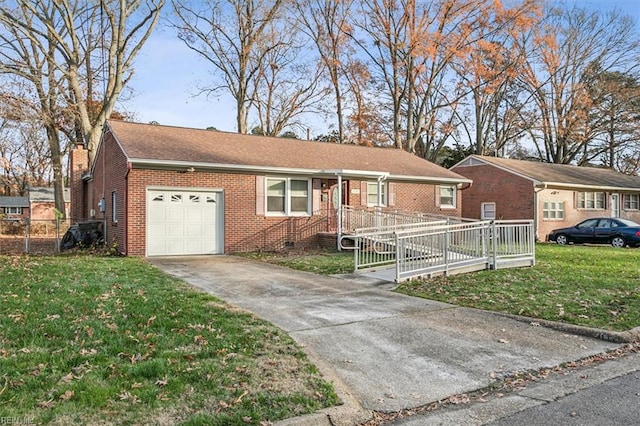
[453,164,534,220]
[394,182,462,217]
[90,132,129,253]
[125,170,332,255]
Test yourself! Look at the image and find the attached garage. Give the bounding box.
[146,189,223,256]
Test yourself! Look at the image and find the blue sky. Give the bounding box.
[123,0,640,136]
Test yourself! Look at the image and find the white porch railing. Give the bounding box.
[350,219,535,282]
[340,205,465,234]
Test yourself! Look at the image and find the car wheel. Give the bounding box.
[611,236,626,248]
[555,234,569,245]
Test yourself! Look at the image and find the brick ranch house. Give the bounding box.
[0,196,29,220]
[451,155,640,241]
[70,120,471,256]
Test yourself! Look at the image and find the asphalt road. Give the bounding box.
[393,350,640,425]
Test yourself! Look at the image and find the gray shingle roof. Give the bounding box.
[0,196,29,208]
[105,120,470,183]
[458,155,640,190]
[29,187,70,202]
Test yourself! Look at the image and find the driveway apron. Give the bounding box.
[149,255,621,413]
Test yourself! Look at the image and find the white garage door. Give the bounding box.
[147,189,222,256]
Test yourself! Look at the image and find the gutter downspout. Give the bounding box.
[533,183,547,241]
[124,162,131,256]
[337,174,342,251]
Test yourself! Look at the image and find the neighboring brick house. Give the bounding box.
[70,120,471,256]
[452,155,640,241]
[28,187,70,220]
[0,196,29,220]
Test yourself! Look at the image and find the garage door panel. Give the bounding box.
[147,190,222,256]
[185,209,205,221]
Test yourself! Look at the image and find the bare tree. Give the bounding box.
[248,17,329,137]
[349,0,535,161]
[171,0,285,134]
[0,84,53,196]
[0,0,163,215]
[519,3,640,164]
[295,0,354,143]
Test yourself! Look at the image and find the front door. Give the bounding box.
[611,193,619,218]
[331,181,349,210]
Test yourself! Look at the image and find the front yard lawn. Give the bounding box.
[253,245,640,332]
[398,244,640,332]
[0,255,338,425]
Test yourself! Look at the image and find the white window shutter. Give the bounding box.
[360,181,367,205]
[256,176,265,215]
[312,179,321,214]
[435,185,441,207]
[388,183,396,206]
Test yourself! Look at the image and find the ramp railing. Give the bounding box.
[351,219,535,282]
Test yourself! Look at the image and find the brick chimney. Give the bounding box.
[70,145,90,221]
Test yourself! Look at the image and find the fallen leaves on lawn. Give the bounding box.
[59,390,74,401]
[38,399,56,408]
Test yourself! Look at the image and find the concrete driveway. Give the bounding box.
[149,255,621,422]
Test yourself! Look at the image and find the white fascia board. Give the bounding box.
[541,181,640,192]
[453,156,541,186]
[321,169,390,179]
[130,158,320,175]
[388,174,472,185]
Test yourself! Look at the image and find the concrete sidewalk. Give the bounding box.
[149,255,624,425]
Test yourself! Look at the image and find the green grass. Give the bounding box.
[239,250,355,275]
[0,255,338,425]
[248,245,640,332]
[398,244,640,332]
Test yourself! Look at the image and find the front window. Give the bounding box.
[624,194,639,210]
[4,207,21,215]
[543,201,565,220]
[366,182,386,206]
[266,178,310,215]
[439,185,456,208]
[577,192,605,209]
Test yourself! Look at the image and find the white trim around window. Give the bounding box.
[624,193,639,210]
[481,202,496,220]
[576,191,605,210]
[366,181,387,207]
[112,191,118,223]
[543,201,565,220]
[265,177,311,216]
[439,185,456,209]
[4,207,22,215]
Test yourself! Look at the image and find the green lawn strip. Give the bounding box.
[397,244,640,332]
[239,251,355,275]
[0,255,338,425]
